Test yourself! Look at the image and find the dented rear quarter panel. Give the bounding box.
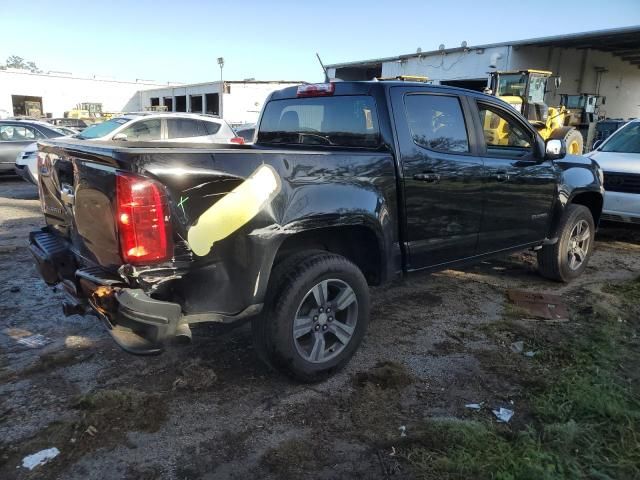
[37,140,400,316]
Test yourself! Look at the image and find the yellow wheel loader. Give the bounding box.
[487,69,584,154]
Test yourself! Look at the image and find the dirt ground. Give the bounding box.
[1,177,639,480]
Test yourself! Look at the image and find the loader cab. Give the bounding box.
[489,70,552,127]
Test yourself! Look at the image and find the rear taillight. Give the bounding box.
[296,83,335,97]
[116,172,173,265]
[230,136,245,144]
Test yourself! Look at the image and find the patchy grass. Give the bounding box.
[398,277,640,480]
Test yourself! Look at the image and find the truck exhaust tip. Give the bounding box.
[174,323,192,344]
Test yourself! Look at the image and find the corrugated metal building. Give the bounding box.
[326,26,640,120]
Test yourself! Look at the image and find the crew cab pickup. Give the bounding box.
[30,81,604,381]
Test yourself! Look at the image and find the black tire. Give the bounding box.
[252,252,370,382]
[537,204,595,282]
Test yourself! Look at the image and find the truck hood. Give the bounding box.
[586,150,640,174]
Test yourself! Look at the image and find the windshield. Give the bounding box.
[496,74,527,97]
[601,122,640,154]
[76,118,130,139]
[258,95,380,148]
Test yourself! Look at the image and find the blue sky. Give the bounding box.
[1,0,639,84]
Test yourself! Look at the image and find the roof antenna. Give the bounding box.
[316,53,329,82]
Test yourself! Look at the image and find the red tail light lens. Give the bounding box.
[230,136,245,144]
[116,172,173,265]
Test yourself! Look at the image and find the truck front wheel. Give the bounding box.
[537,204,595,282]
[252,252,370,382]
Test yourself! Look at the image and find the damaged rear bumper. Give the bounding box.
[29,229,260,355]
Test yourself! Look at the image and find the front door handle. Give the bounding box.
[413,172,440,183]
[494,171,510,182]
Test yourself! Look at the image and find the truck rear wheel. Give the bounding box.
[537,204,595,282]
[252,252,370,382]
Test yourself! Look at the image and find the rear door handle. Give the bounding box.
[413,172,440,183]
[494,171,510,182]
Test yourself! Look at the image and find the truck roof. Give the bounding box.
[269,80,497,103]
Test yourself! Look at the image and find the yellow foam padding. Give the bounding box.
[187,164,281,256]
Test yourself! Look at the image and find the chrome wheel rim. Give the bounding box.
[293,278,358,364]
[567,220,591,270]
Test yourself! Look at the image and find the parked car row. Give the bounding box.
[2,113,245,185]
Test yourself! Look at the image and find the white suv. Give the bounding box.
[75,113,242,144]
[588,119,640,224]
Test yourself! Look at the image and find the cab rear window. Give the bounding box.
[258,96,380,148]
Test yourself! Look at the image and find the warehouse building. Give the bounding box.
[326,26,640,120]
[138,80,303,126]
[0,69,169,119]
[0,70,303,126]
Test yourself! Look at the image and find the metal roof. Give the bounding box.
[326,25,640,69]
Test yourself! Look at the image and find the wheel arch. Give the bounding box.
[569,190,604,226]
[272,223,387,287]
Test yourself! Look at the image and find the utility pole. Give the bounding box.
[217,57,224,119]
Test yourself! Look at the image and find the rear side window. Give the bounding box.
[258,96,380,148]
[404,94,469,153]
[120,119,161,141]
[203,121,221,135]
[167,118,206,139]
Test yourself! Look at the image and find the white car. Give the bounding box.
[74,113,242,144]
[14,125,76,184]
[588,118,640,224]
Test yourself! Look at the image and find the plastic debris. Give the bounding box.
[524,351,537,358]
[399,425,407,437]
[510,341,524,354]
[492,408,514,423]
[85,425,98,437]
[17,334,51,348]
[21,447,60,470]
[465,402,483,410]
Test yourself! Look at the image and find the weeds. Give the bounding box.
[400,277,640,480]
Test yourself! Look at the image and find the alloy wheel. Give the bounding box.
[292,278,358,364]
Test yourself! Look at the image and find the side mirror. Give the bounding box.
[545,138,566,160]
[592,139,603,150]
[112,133,128,141]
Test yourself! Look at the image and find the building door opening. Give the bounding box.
[190,95,203,113]
[439,79,487,92]
[175,95,187,112]
[12,95,44,117]
[163,97,173,111]
[150,97,159,107]
[205,93,219,116]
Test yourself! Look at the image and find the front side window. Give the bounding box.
[259,95,380,148]
[477,103,533,157]
[167,118,206,139]
[527,75,547,104]
[601,122,640,154]
[404,94,469,153]
[0,125,39,141]
[119,119,161,141]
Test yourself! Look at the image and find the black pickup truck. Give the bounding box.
[30,81,604,381]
